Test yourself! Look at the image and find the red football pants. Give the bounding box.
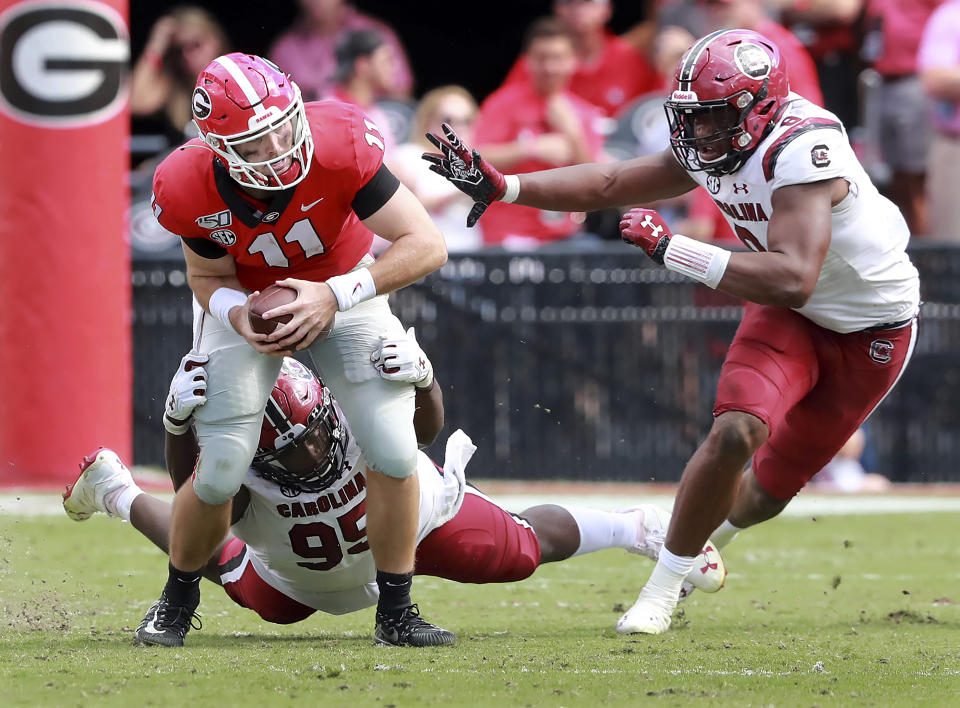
[715,304,916,500]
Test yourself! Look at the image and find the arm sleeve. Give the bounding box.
[351,163,401,220]
[181,236,228,259]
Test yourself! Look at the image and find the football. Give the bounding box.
[248,284,297,335]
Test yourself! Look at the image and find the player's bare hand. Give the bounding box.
[620,208,673,264]
[422,123,506,227]
[262,278,337,352]
[230,292,276,353]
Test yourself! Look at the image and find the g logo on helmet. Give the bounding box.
[192,87,212,120]
[0,1,129,127]
[733,44,771,80]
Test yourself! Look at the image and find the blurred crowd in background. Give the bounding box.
[129,0,960,252]
[127,0,958,491]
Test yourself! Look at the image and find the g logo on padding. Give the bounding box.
[0,1,129,127]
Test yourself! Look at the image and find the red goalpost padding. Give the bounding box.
[0,0,131,487]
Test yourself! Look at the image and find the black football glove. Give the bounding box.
[422,123,506,228]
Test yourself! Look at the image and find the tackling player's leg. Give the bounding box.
[521,503,725,594]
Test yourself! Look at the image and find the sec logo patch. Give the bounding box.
[210,229,236,246]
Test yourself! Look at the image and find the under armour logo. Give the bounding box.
[733,183,749,194]
[700,545,719,573]
[640,213,663,238]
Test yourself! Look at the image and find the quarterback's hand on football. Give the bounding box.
[371,327,434,389]
[229,293,274,354]
[422,123,506,227]
[163,351,209,434]
[262,278,337,353]
[620,208,673,265]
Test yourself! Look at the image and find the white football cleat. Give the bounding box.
[62,448,133,521]
[619,505,727,594]
[615,584,677,635]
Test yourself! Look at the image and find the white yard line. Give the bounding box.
[4,490,960,518]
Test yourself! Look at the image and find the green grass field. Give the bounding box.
[2,501,959,707]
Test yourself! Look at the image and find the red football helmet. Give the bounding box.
[664,29,789,176]
[191,53,314,190]
[253,358,348,495]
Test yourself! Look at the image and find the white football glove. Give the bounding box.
[163,351,209,435]
[370,327,434,389]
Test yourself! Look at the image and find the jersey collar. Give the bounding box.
[213,159,299,228]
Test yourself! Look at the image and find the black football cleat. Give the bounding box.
[374,604,456,647]
[134,592,202,648]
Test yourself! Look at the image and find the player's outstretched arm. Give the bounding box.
[423,123,697,225]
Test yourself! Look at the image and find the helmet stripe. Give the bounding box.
[679,29,733,90]
[213,54,266,115]
[264,396,292,434]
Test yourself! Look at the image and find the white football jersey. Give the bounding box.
[228,420,469,615]
[686,93,920,333]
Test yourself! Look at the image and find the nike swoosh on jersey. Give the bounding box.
[300,197,325,211]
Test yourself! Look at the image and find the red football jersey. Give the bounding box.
[152,101,395,291]
[502,32,662,118]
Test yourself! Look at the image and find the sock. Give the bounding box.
[658,546,696,577]
[644,558,688,602]
[376,570,413,615]
[710,520,743,550]
[164,562,202,607]
[559,505,637,557]
[104,484,143,522]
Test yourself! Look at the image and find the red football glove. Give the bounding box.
[422,123,506,228]
[620,208,673,264]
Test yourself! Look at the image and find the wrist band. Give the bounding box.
[326,267,377,312]
[663,235,731,290]
[163,412,192,435]
[209,287,247,333]
[502,174,520,204]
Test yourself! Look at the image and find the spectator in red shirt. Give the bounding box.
[269,0,413,102]
[474,17,606,248]
[502,0,662,118]
[698,0,825,106]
